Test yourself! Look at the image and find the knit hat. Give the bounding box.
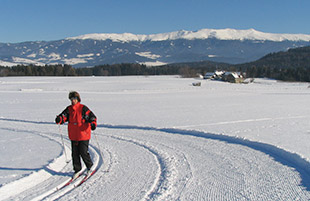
[68,91,81,102]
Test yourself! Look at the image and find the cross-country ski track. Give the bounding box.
[1,118,310,200]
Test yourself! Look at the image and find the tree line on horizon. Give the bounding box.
[0,62,227,77]
[0,63,184,77]
[1,45,310,82]
[1,63,310,82]
[236,45,310,82]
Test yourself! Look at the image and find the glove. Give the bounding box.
[55,116,62,124]
[91,123,96,130]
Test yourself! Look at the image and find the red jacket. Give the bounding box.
[58,102,97,141]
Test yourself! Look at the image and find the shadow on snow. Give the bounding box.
[0,166,70,177]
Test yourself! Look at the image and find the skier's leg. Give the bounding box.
[78,140,93,170]
[71,141,82,172]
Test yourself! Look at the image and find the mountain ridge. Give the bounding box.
[67,28,310,42]
[1,28,310,67]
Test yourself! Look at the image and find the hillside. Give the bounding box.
[0,28,310,67]
[165,45,310,81]
[238,46,310,69]
[1,45,310,82]
[232,46,310,81]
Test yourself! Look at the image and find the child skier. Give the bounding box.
[55,91,97,178]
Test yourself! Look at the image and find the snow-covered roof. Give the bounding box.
[230,72,240,78]
[214,71,225,76]
[224,72,242,78]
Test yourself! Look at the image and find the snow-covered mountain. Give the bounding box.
[68,28,310,42]
[1,28,310,67]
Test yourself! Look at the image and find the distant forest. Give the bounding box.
[236,46,310,82]
[1,46,310,82]
[1,63,310,82]
[0,63,226,78]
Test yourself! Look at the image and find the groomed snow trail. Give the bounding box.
[1,119,310,200]
[57,126,310,200]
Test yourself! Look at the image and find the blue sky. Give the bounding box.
[1,0,310,43]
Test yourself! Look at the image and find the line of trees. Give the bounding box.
[1,63,310,82]
[244,65,310,82]
[0,63,185,77]
[0,64,76,76]
[236,46,310,82]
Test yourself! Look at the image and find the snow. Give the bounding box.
[27,53,37,58]
[68,32,145,42]
[62,58,88,65]
[39,49,45,55]
[67,28,310,42]
[0,60,17,67]
[12,57,45,66]
[47,53,61,61]
[1,76,310,200]
[135,52,161,59]
[139,61,168,66]
[77,53,95,58]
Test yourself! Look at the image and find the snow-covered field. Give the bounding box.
[1,76,310,200]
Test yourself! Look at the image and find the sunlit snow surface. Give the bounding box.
[68,28,310,42]
[1,76,310,200]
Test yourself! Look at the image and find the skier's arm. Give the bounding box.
[55,107,69,124]
[83,106,97,130]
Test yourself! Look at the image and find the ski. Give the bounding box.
[56,171,84,191]
[75,169,97,187]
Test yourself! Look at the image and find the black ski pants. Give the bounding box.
[71,140,93,173]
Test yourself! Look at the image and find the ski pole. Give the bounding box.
[59,124,70,163]
[93,130,104,161]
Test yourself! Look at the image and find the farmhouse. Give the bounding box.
[204,72,215,79]
[204,70,225,80]
[222,72,244,83]
[204,71,244,83]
